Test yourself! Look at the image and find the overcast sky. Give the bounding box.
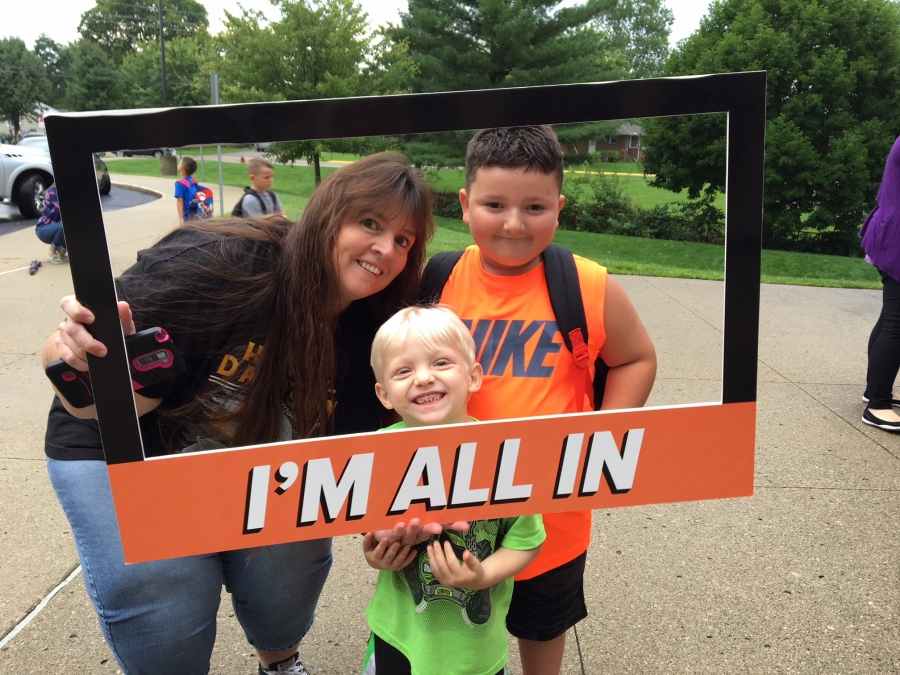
[5,0,709,51]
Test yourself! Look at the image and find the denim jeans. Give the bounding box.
[35,222,67,251]
[46,457,333,675]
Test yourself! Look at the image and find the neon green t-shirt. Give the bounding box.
[365,421,546,675]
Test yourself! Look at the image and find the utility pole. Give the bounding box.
[158,0,168,106]
[210,73,224,215]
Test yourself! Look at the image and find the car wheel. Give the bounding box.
[99,171,111,195]
[115,151,125,157]
[17,174,46,219]
[153,150,163,159]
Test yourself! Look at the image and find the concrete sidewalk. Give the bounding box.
[0,176,897,674]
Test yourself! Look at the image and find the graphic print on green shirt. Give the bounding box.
[401,521,500,626]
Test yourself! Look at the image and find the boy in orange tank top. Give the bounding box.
[436,126,657,674]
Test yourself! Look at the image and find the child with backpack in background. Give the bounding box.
[423,126,657,674]
[174,157,214,225]
[232,157,288,218]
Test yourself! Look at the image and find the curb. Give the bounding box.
[110,182,165,198]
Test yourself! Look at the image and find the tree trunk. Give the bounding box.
[314,152,322,185]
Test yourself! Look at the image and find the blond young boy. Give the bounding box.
[431,126,657,674]
[239,157,287,218]
[362,306,546,675]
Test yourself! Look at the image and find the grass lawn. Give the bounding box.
[430,216,880,289]
[106,159,878,289]
[429,167,726,210]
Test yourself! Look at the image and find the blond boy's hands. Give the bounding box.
[369,518,470,548]
[426,540,489,590]
[362,529,416,571]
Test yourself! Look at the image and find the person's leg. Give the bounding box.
[35,223,61,255]
[518,635,567,675]
[373,633,412,675]
[223,538,333,671]
[47,457,223,675]
[51,224,67,252]
[506,552,588,675]
[866,269,900,423]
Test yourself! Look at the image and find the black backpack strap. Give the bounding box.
[420,250,464,304]
[268,190,278,212]
[542,243,588,350]
[543,243,609,410]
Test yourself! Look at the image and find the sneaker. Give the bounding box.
[862,408,900,432]
[258,653,310,675]
[47,253,63,264]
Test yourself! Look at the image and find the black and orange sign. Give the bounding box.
[46,73,766,563]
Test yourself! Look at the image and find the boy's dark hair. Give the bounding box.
[465,126,564,191]
[180,157,197,176]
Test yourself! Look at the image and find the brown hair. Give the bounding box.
[180,156,197,176]
[247,157,273,177]
[129,153,434,448]
[465,126,564,191]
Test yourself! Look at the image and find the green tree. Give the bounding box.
[641,0,900,254]
[593,0,673,77]
[64,40,122,112]
[119,34,215,108]
[0,38,51,139]
[79,0,209,65]
[387,0,653,168]
[390,0,624,91]
[216,0,415,183]
[33,35,70,107]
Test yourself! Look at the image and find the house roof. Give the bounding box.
[617,123,642,136]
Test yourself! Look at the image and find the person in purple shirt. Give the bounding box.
[860,135,900,431]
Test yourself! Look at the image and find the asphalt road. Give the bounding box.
[0,186,159,237]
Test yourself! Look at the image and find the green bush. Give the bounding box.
[559,167,724,244]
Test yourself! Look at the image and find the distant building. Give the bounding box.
[565,123,643,162]
[5,103,60,134]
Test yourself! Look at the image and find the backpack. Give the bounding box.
[231,188,278,217]
[420,243,610,412]
[177,177,214,219]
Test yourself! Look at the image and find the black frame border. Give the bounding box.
[45,71,766,465]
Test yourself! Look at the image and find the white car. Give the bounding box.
[0,144,54,219]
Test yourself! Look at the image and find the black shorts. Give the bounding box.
[506,551,588,641]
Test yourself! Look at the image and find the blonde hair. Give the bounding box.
[371,306,476,382]
[248,157,274,177]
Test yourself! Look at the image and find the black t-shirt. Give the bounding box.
[45,228,384,461]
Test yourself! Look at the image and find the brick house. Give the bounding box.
[565,123,643,162]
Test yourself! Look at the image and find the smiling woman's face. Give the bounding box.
[333,211,418,310]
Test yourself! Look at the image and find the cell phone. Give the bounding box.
[46,327,185,408]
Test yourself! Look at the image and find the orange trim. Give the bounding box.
[108,402,756,563]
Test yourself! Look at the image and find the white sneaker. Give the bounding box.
[47,253,63,264]
[258,654,310,674]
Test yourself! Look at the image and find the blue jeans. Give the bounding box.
[46,457,333,675]
[35,222,67,251]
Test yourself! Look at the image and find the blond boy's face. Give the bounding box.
[459,166,565,276]
[375,336,482,428]
[250,167,274,192]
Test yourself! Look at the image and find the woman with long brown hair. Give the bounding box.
[41,153,434,675]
